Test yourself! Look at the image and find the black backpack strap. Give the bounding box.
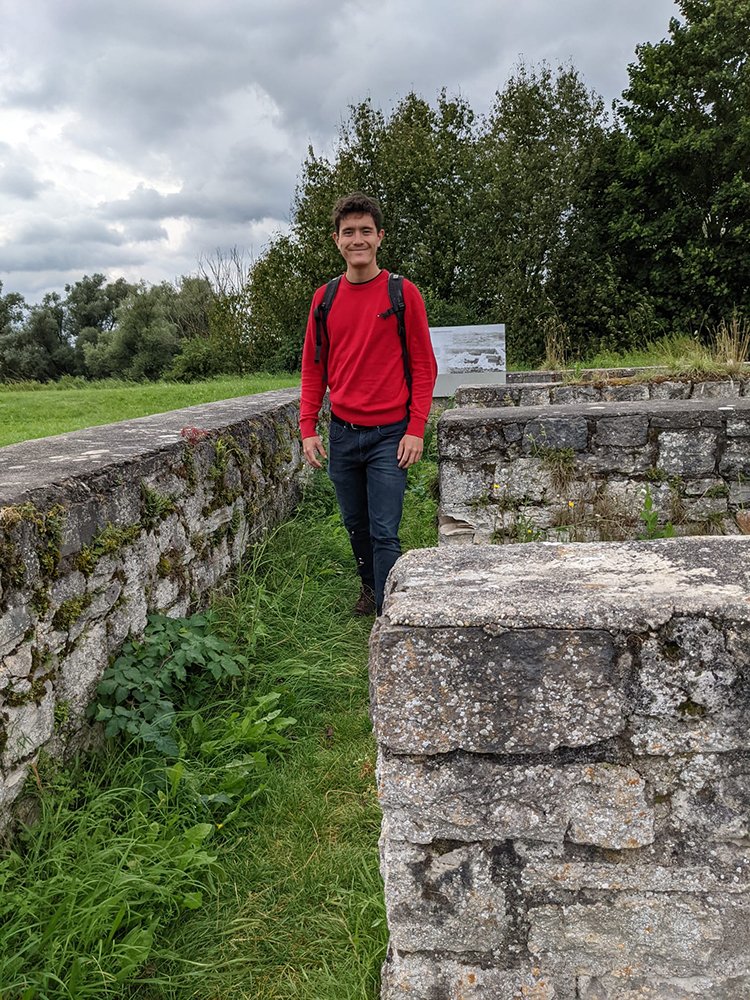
[379,273,412,411]
[313,276,341,374]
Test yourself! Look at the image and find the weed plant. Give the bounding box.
[0,445,438,1000]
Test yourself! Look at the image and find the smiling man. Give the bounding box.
[300,191,437,617]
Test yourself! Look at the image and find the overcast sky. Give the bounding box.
[0,0,679,305]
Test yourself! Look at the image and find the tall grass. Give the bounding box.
[0,448,439,1000]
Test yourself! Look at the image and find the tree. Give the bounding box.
[246,91,483,369]
[607,0,750,332]
[467,62,610,361]
[0,290,77,381]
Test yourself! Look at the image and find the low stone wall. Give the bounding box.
[439,397,750,544]
[371,540,750,999]
[456,374,750,408]
[0,389,305,823]
[502,365,750,386]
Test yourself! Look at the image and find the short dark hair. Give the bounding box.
[331,192,383,233]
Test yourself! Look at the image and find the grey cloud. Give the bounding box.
[0,0,680,303]
[0,142,50,200]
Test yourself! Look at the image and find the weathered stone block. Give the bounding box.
[381,954,559,1000]
[528,895,750,981]
[379,755,653,848]
[371,624,626,755]
[550,385,600,405]
[720,438,750,477]
[656,429,718,477]
[594,415,649,448]
[522,417,589,453]
[382,839,508,952]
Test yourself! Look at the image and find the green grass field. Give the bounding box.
[0,375,300,448]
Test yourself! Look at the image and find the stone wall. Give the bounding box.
[372,540,750,999]
[439,397,750,544]
[456,374,750,408]
[0,389,306,823]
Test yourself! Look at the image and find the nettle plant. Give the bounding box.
[92,612,248,755]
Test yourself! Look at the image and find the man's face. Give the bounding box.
[333,212,384,272]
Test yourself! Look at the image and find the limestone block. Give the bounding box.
[574,973,749,999]
[520,860,749,896]
[382,539,750,635]
[0,765,29,810]
[668,753,750,847]
[656,429,718,477]
[0,605,31,658]
[491,459,555,505]
[719,438,750,477]
[627,619,750,755]
[381,954,559,1000]
[726,412,750,437]
[57,621,110,715]
[528,895,750,981]
[49,571,87,608]
[550,386,600,405]
[0,645,33,684]
[594,415,649,449]
[522,417,589,454]
[520,387,554,406]
[439,413,508,460]
[152,575,181,612]
[602,385,651,402]
[649,381,692,400]
[439,462,495,515]
[382,839,508,952]
[2,685,54,768]
[370,625,627,755]
[379,755,652,848]
[690,380,741,399]
[588,447,651,476]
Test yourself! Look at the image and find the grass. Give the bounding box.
[0,375,299,447]
[0,436,439,1000]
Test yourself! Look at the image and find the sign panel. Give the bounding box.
[430,324,506,396]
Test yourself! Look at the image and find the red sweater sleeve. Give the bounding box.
[402,279,438,438]
[299,287,326,439]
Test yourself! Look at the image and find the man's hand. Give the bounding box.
[397,433,423,469]
[302,434,327,469]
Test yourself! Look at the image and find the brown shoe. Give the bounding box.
[352,584,377,617]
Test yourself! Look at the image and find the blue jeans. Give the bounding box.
[328,417,408,614]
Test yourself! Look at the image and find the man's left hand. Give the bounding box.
[397,434,424,469]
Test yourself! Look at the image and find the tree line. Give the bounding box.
[1,0,747,381]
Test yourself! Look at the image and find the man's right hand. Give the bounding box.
[302,435,327,469]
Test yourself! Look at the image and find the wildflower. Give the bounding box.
[568,500,575,508]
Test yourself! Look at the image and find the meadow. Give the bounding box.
[0,375,299,448]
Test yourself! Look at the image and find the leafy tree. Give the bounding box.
[607,0,750,332]
[468,62,610,360]
[84,283,182,380]
[0,291,77,381]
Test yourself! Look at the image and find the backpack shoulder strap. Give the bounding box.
[313,276,341,365]
[380,273,412,400]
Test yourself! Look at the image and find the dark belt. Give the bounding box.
[330,412,405,432]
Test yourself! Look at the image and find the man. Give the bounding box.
[300,192,437,616]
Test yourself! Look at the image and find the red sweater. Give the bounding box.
[299,270,437,439]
